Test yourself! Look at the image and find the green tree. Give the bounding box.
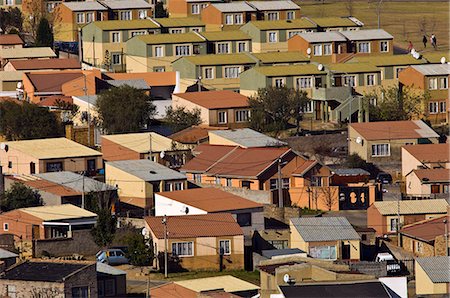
[154,1,168,18]
[35,17,53,47]
[125,232,154,266]
[96,85,156,134]
[0,183,43,211]
[0,101,63,141]
[91,209,117,248]
[55,99,79,124]
[165,106,202,133]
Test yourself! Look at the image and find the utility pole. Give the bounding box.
[444,219,448,256]
[397,195,401,247]
[376,0,383,29]
[92,36,95,67]
[277,158,283,208]
[162,215,168,278]
[149,133,153,161]
[83,74,91,147]
[81,172,85,209]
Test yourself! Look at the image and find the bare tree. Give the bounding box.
[418,16,427,35]
[345,0,354,16]
[320,186,338,211]
[375,0,383,29]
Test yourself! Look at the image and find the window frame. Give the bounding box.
[323,43,332,56]
[237,41,247,53]
[286,11,295,20]
[235,109,250,122]
[273,77,285,88]
[267,12,279,21]
[429,77,438,90]
[223,66,241,79]
[439,101,446,113]
[234,13,243,25]
[389,218,398,232]
[429,101,439,114]
[216,42,231,54]
[174,44,191,56]
[225,14,233,25]
[191,3,200,14]
[236,212,252,227]
[153,45,164,57]
[3,223,8,231]
[119,10,132,20]
[111,31,121,43]
[218,110,227,124]
[371,143,390,157]
[357,41,371,53]
[219,239,231,255]
[203,67,214,79]
[313,44,322,56]
[439,77,448,89]
[85,12,94,23]
[268,31,278,43]
[76,13,85,24]
[380,40,389,52]
[111,53,121,65]
[296,76,312,89]
[171,241,194,257]
[366,74,376,86]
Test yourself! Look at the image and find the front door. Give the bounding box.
[32,225,40,240]
[342,242,350,260]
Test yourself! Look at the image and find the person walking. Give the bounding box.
[431,34,437,49]
[407,41,413,52]
[422,35,427,48]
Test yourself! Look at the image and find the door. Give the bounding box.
[32,225,40,240]
[342,242,351,260]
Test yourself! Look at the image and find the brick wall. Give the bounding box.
[64,263,98,298]
[0,280,65,298]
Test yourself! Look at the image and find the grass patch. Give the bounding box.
[149,270,261,285]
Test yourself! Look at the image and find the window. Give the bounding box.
[217,42,230,54]
[5,0,13,5]
[226,178,232,187]
[390,218,399,232]
[225,14,233,25]
[175,45,190,56]
[194,174,202,183]
[215,177,221,185]
[204,67,214,79]
[296,77,312,89]
[154,46,164,57]
[76,13,85,24]
[172,241,193,256]
[443,184,449,194]
[170,29,184,34]
[371,143,390,157]
[86,12,94,23]
[313,44,322,56]
[380,41,389,52]
[154,66,165,72]
[87,159,96,172]
[224,67,240,78]
[120,10,132,20]
[131,31,146,37]
[46,3,56,12]
[234,14,243,25]
[268,31,278,43]
[429,78,438,90]
[267,12,279,20]
[274,78,285,88]
[358,42,370,53]
[311,176,322,186]
[282,178,290,189]
[269,178,289,189]
[366,74,375,86]
[138,9,147,19]
[431,185,440,194]
[7,285,16,298]
[395,67,406,79]
[112,53,121,65]
[288,31,302,39]
[269,240,288,249]
[344,75,356,87]
[309,245,337,260]
[440,77,448,89]
[219,240,231,255]
[72,286,89,298]
[166,181,184,191]
[3,223,8,231]
[191,27,201,33]
[415,241,423,253]
[235,110,250,122]
[237,42,247,53]
[440,101,446,113]
[429,102,439,114]
[236,213,252,227]
[323,43,332,55]
[241,180,251,189]
[218,111,227,124]
[46,162,63,172]
[111,32,120,43]
[286,11,294,20]
[30,162,36,174]
[191,4,200,14]
[304,101,314,113]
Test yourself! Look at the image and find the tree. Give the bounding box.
[55,99,79,124]
[320,187,338,211]
[165,106,202,133]
[124,232,154,266]
[0,100,64,141]
[91,209,117,248]
[0,8,23,33]
[95,85,156,134]
[345,0,354,16]
[35,17,53,47]
[154,2,168,18]
[1,183,43,211]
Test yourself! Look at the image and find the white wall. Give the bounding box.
[154,193,207,217]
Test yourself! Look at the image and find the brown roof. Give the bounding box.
[174,91,249,109]
[169,126,227,144]
[258,261,300,275]
[150,283,197,298]
[400,215,447,242]
[403,143,450,163]
[293,160,317,176]
[120,197,146,209]
[145,213,243,239]
[26,72,84,93]
[37,96,73,107]
[350,120,439,141]
[8,177,80,197]
[0,34,23,45]
[157,188,262,212]
[104,72,177,86]
[413,168,450,183]
[9,58,80,71]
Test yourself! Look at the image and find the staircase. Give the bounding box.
[332,95,365,123]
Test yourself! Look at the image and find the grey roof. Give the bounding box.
[411,64,450,76]
[262,248,305,258]
[247,1,299,11]
[211,2,256,12]
[63,1,107,11]
[210,128,287,148]
[74,95,98,105]
[339,29,393,41]
[35,172,116,193]
[290,217,360,242]
[297,32,346,43]
[102,0,152,9]
[416,257,450,283]
[330,168,370,176]
[107,159,186,182]
[96,262,126,275]
[106,79,151,90]
[373,199,448,216]
[0,248,18,259]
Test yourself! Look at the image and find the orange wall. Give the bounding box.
[367,204,385,236]
[201,5,222,25]
[398,67,426,89]
[0,210,43,241]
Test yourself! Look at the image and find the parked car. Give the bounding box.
[96,249,129,265]
[376,172,392,184]
[375,252,401,275]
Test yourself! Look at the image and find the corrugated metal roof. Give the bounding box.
[102,0,152,9]
[96,262,126,275]
[182,53,256,65]
[105,79,150,89]
[209,128,287,148]
[297,32,346,43]
[373,199,449,216]
[262,248,305,258]
[92,19,160,30]
[63,1,107,11]
[254,64,326,76]
[252,51,309,63]
[246,18,316,30]
[339,29,393,41]
[327,63,380,73]
[248,0,299,11]
[35,172,115,193]
[0,47,56,59]
[175,275,260,292]
[211,2,256,12]
[136,32,204,44]
[21,204,97,221]
[107,159,186,181]
[416,257,450,283]
[290,217,360,242]
[330,168,370,176]
[102,132,186,153]
[153,17,205,27]
[411,64,450,76]
[200,30,250,41]
[307,17,358,28]
[0,248,18,259]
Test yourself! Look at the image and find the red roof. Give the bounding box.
[26,72,84,93]
[145,213,243,239]
[293,160,317,176]
[8,177,80,197]
[401,215,447,242]
[174,90,249,109]
[0,34,23,45]
[413,168,450,183]
[403,143,450,163]
[170,126,227,144]
[150,283,197,298]
[9,58,80,71]
[105,72,176,87]
[37,96,73,107]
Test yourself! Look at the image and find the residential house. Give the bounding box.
[0,204,97,240]
[125,32,206,72]
[102,0,153,21]
[172,90,251,127]
[287,32,347,63]
[0,249,18,269]
[239,19,317,53]
[154,17,206,33]
[367,199,449,236]
[400,215,449,257]
[279,282,394,298]
[405,168,450,198]
[248,1,300,21]
[401,143,450,177]
[0,261,97,298]
[348,120,440,163]
[307,16,363,32]
[97,262,127,298]
[144,213,245,271]
[201,2,257,31]
[326,63,381,95]
[199,31,252,54]
[0,47,56,69]
[0,137,102,176]
[3,58,81,72]
[339,29,394,56]
[208,128,287,148]
[105,159,187,215]
[415,257,450,296]
[0,34,23,49]
[251,51,309,66]
[167,0,222,18]
[81,20,161,71]
[172,53,256,90]
[399,64,450,124]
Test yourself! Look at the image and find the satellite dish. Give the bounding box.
[410,48,416,55]
[160,151,165,159]
[413,52,421,60]
[0,143,8,152]
[317,64,324,71]
[306,48,312,55]
[283,274,290,283]
[441,57,446,64]
[141,227,148,236]
[16,82,22,89]
[184,207,189,214]
[355,137,362,145]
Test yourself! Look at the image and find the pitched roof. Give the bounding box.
[7,175,81,197]
[181,144,236,172]
[403,143,450,163]
[290,217,360,242]
[37,95,73,107]
[0,248,18,259]
[415,257,450,283]
[400,215,446,242]
[411,64,450,76]
[280,282,391,298]
[96,262,126,276]
[261,248,305,258]
[102,0,152,9]
[62,1,107,11]
[26,72,84,92]
[200,31,250,41]
[102,132,185,153]
[246,18,316,30]
[174,90,249,109]
[247,0,299,11]
[181,53,256,65]
[104,71,177,86]
[35,171,115,192]
[0,34,23,45]
[211,2,256,12]
[92,19,160,30]
[154,17,205,27]
[412,168,450,183]
[175,275,259,293]
[346,54,426,66]
[372,199,449,216]
[339,29,393,41]
[150,283,198,298]
[106,160,186,182]
[209,128,287,148]
[350,120,439,141]
[20,204,97,221]
[307,17,359,28]
[253,64,326,76]
[296,32,346,43]
[105,79,150,89]
[422,51,450,64]
[330,168,370,176]
[157,188,262,212]
[252,51,309,64]
[8,58,80,71]
[4,137,101,159]
[135,32,204,44]
[145,213,243,239]
[169,126,227,144]
[292,160,317,176]
[0,47,56,59]
[327,63,380,73]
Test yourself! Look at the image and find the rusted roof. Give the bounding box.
[173,90,249,109]
[400,215,447,242]
[9,58,80,71]
[413,168,450,183]
[120,197,147,209]
[150,283,197,298]
[26,72,84,93]
[145,213,243,239]
[104,72,177,87]
[181,144,238,173]
[8,176,80,197]
[169,126,227,144]
[403,143,450,163]
[0,34,23,45]
[157,188,262,212]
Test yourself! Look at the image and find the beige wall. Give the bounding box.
[172,94,210,125]
[251,41,288,53]
[405,172,431,196]
[105,163,153,199]
[208,133,240,146]
[401,147,422,177]
[415,261,449,295]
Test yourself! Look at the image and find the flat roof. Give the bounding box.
[175,275,260,293]
[135,32,204,45]
[102,0,152,9]
[246,18,316,30]
[211,2,256,12]
[91,19,160,30]
[307,17,359,28]
[62,1,107,11]
[107,159,186,182]
[209,128,287,148]
[20,204,97,221]
[174,90,249,109]
[154,17,205,27]
[296,32,346,43]
[0,47,56,59]
[339,29,393,41]
[253,64,326,76]
[247,0,299,11]
[182,53,256,65]
[102,132,185,153]
[411,64,450,76]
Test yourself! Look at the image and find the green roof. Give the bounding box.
[183,53,256,65]
[346,54,426,66]
[308,17,358,28]
[92,19,160,30]
[327,63,380,73]
[422,51,450,63]
[247,18,316,30]
[136,32,205,45]
[200,31,250,41]
[252,51,309,63]
[153,17,205,28]
[254,64,326,76]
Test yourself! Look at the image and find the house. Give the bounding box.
[399,64,450,124]
[405,168,450,198]
[208,128,287,148]
[0,204,97,241]
[105,159,187,215]
[144,213,245,271]
[327,63,382,94]
[154,17,206,34]
[338,29,394,56]
[201,2,256,31]
[167,0,222,18]
[0,47,56,69]
[0,71,22,91]
[367,199,449,236]
[290,217,361,260]
[239,19,317,53]
[251,51,309,66]
[0,137,102,176]
[199,31,252,54]
[307,16,363,32]
[3,58,81,72]
[348,120,440,162]
[415,256,450,296]
[401,143,450,177]
[101,132,189,166]
[96,262,127,298]
[0,260,97,297]
[125,32,206,73]
[0,34,23,49]
[400,215,449,257]
[172,90,251,127]
[0,249,18,269]
[169,125,228,147]
[102,0,153,20]
[248,1,300,21]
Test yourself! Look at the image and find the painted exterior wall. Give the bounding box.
[154,193,207,216]
[0,210,43,240]
[401,234,448,257]
[105,163,154,200]
[415,261,449,295]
